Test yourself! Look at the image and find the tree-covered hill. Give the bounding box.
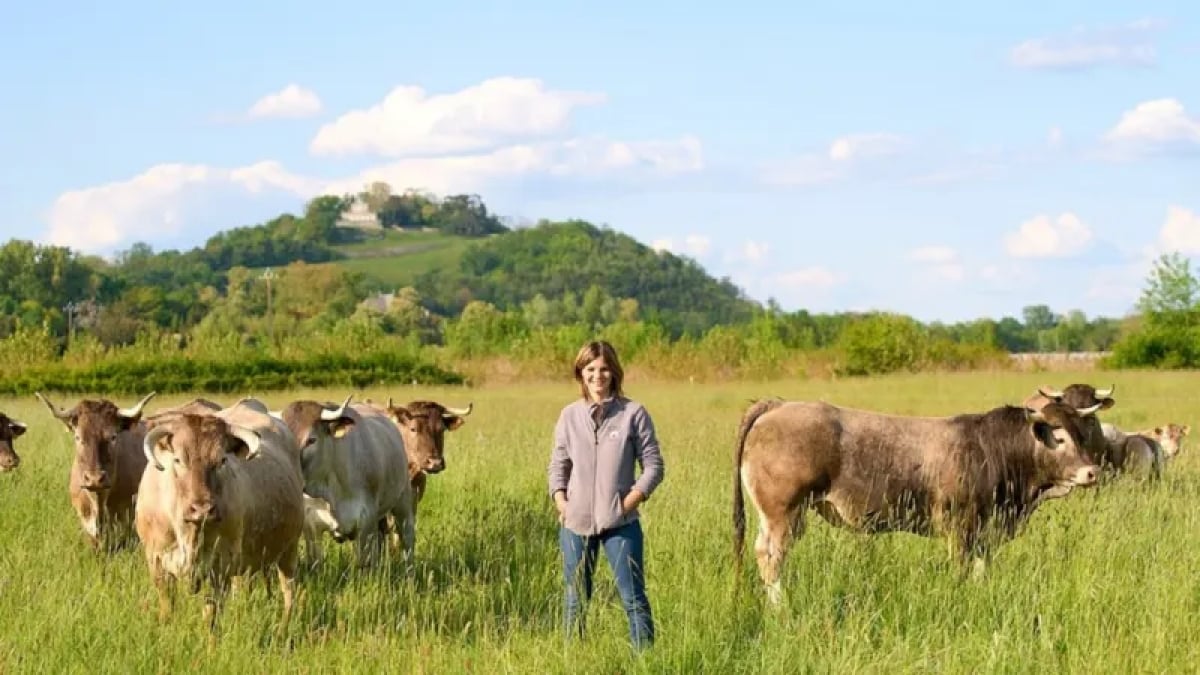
[410,219,758,337]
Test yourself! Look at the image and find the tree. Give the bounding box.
[1137,252,1200,325]
[1021,304,1057,331]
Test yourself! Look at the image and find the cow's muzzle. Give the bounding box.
[81,470,110,491]
[184,501,221,524]
[423,458,445,474]
[0,454,18,471]
[1069,465,1099,487]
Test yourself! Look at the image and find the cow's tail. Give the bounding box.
[733,397,784,575]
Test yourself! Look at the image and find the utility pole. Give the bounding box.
[261,268,276,348]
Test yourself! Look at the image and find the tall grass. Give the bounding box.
[0,370,1196,673]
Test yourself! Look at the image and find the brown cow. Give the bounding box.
[35,391,157,550]
[135,398,304,633]
[732,398,1101,604]
[382,399,472,506]
[0,414,28,472]
[1023,384,1114,467]
[1023,383,1114,413]
[144,398,224,428]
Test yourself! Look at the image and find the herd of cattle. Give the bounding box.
[0,382,1191,632]
[733,383,1190,604]
[0,392,472,632]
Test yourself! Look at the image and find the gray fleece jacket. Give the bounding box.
[547,396,665,536]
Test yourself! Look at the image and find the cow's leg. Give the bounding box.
[755,508,802,606]
[391,496,416,566]
[150,560,175,621]
[276,545,299,634]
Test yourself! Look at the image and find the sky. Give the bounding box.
[2,1,1198,323]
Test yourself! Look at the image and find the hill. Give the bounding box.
[329,229,483,289]
[404,219,759,337]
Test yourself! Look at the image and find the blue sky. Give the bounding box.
[2,1,1198,322]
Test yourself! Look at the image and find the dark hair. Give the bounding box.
[572,340,624,400]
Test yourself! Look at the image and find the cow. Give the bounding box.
[1148,423,1190,460]
[0,414,28,472]
[1100,422,1190,479]
[134,398,304,633]
[35,391,157,551]
[380,398,472,507]
[1023,383,1115,414]
[278,394,416,567]
[145,398,224,426]
[732,398,1102,604]
[1023,384,1114,468]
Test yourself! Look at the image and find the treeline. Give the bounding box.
[3,184,1192,392]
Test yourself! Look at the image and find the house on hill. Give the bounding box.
[336,198,383,231]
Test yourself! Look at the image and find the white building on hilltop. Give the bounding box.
[336,198,383,230]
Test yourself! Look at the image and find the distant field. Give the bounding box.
[331,230,478,288]
[0,370,1197,672]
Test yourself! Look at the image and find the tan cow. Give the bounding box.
[1147,423,1190,460]
[0,413,28,472]
[135,398,304,633]
[733,398,1101,604]
[381,399,472,507]
[279,395,415,567]
[35,391,157,551]
[1100,422,1190,479]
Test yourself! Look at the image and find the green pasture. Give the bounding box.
[331,231,478,288]
[0,370,1197,673]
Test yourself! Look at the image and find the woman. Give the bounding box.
[547,339,665,649]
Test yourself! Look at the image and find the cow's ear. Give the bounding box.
[444,415,467,431]
[1182,425,1191,436]
[325,417,355,439]
[389,407,412,424]
[8,421,26,437]
[1098,397,1115,410]
[1031,421,1057,447]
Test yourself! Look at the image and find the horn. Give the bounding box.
[143,426,170,471]
[34,392,72,420]
[1094,384,1114,398]
[1037,387,1064,400]
[443,402,474,417]
[1076,403,1103,417]
[118,391,158,419]
[320,394,353,421]
[228,425,262,461]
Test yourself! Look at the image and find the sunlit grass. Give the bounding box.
[0,369,1196,673]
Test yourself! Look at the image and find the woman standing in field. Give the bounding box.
[547,340,665,650]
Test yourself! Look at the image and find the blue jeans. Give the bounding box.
[559,519,655,649]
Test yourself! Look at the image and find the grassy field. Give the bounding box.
[0,370,1197,673]
[331,230,478,288]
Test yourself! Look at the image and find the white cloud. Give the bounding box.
[1009,19,1165,70]
[310,77,606,158]
[908,245,957,264]
[1047,126,1064,149]
[247,84,323,120]
[650,233,711,258]
[721,240,770,264]
[776,266,840,289]
[908,245,964,281]
[320,135,703,196]
[1004,212,1094,258]
[828,133,910,162]
[1153,205,1200,255]
[43,162,318,253]
[762,132,911,187]
[1102,98,1200,155]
